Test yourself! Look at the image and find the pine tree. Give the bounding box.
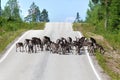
[92,0,99,4]
[40,9,49,22]
[98,0,111,30]
[24,2,41,22]
[74,12,81,23]
[86,0,120,32]
[109,0,120,31]
[86,0,98,24]
[2,0,21,21]
[0,0,2,16]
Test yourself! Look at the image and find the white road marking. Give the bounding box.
[0,22,102,80]
[78,32,101,80]
[0,30,31,63]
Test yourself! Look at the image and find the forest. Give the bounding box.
[85,0,120,50]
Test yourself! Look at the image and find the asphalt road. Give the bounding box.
[0,22,101,80]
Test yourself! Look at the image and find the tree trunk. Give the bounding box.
[0,0,1,16]
[104,0,108,30]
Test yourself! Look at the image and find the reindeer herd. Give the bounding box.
[16,36,105,55]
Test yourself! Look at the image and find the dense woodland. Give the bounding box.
[85,0,120,49]
[86,0,120,33]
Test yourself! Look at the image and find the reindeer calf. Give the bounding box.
[16,42,24,52]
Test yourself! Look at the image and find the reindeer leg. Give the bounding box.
[40,44,43,51]
[35,45,37,53]
[24,44,27,52]
[19,46,21,52]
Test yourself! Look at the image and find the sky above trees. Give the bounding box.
[1,0,89,22]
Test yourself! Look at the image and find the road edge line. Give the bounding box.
[78,32,101,80]
[0,30,31,63]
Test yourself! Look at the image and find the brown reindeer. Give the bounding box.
[95,44,105,54]
[73,37,86,55]
[43,36,51,51]
[24,39,31,52]
[50,42,60,53]
[60,37,71,54]
[16,42,24,52]
[32,37,43,52]
[28,40,34,53]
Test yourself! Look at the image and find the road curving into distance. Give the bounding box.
[0,22,103,80]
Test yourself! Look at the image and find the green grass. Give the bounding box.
[73,23,120,80]
[73,23,95,37]
[0,22,45,53]
[0,29,25,52]
[96,52,120,80]
[73,23,120,50]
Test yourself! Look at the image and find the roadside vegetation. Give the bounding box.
[0,0,120,79]
[73,0,120,79]
[0,0,48,53]
[73,23,120,80]
[0,17,45,53]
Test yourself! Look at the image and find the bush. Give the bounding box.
[0,21,45,53]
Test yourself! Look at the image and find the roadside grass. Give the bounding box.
[0,29,26,52]
[96,52,120,80]
[73,23,95,37]
[0,22,45,53]
[73,23,120,80]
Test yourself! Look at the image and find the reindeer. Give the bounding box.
[16,42,24,52]
[59,37,71,54]
[50,41,60,54]
[43,36,51,51]
[73,37,86,55]
[32,37,43,51]
[28,40,34,53]
[86,37,105,55]
[24,39,31,52]
[24,38,38,53]
[95,43,105,54]
[67,37,73,50]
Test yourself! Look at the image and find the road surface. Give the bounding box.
[0,22,102,80]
